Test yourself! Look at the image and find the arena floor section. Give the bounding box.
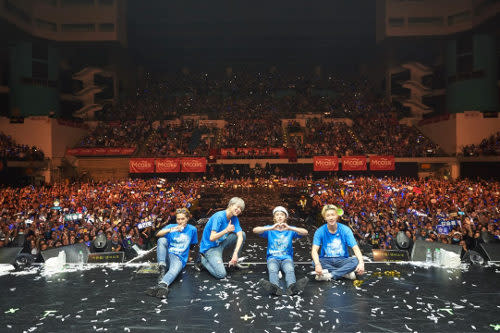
[1,238,499,333]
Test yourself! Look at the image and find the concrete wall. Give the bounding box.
[418,115,457,155]
[456,112,500,151]
[0,0,126,44]
[381,0,500,39]
[0,116,53,156]
[418,112,500,154]
[51,120,89,163]
[0,116,89,182]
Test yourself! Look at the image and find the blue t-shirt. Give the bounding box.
[260,227,302,260]
[161,224,198,267]
[313,223,357,258]
[199,210,243,253]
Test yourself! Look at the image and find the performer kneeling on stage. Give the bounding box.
[311,204,365,281]
[196,197,246,279]
[146,208,198,298]
[254,206,309,296]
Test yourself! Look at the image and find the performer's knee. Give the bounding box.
[268,264,279,274]
[212,267,227,279]
[157,237,168,247]
[350,256,359,266]
[283,262,295,274]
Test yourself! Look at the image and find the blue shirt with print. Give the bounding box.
[313,223,357,258]
[260,227,301,260]
[161,224,198,266]
[199,210,242,253]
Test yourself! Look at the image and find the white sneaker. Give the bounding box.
[342,271,356,280]
[315,272,332,281]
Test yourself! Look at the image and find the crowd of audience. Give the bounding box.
[462,131,500,156]
[141,120,215,157]
[292,118,363,157]
[1,175,498,262]
[0,179,201,258]
[303,177,499,253]
[0,132,45,161]
[353,113,442,157]
[70,70,447,158]
[76,121,149,148]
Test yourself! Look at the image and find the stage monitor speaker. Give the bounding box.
[41,243,90,263]
[478,243,500,262]
[11,234,26,248]
[480,231,498,244]
[411,240,462,261]
[0,247,24,264]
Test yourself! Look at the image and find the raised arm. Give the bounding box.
[253,224,275,234]
[286,225,308,236]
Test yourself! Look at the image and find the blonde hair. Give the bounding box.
[227,197,245,211]
[175,207,192,219]
[321,204,342,218]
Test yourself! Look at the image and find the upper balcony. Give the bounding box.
[0,0,126,44]
[379,0,500,40]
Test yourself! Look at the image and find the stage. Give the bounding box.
[1,238,499,332]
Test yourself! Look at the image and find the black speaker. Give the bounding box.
[14,253,35,269]
[480,231,497,244]
[0,247,23,264]
[462,250,486,265]
[41,243,90,263]
[478,243,500,262]
[11,234,26,248]
[410,240,462,261]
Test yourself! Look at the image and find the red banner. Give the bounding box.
[129,158,155,173]
[370,156,395,171]
[313,156,339,171]
[79,148,94,155]
[342,156,367,171]
[220,147,286,158]
[180,158,206,173]
[66,147,136,156]
[155,158,181,173]
[269,148,285,157]
[66,148,81,155]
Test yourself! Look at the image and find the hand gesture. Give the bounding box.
[271,223,281,230]
[226,221,235,233]
[172,225,184,233]
[281,223,290,230]
[228,253,238,267]
[355,261,365,275]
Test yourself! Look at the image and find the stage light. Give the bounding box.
[467,250,485,265]
[396,231,410,250]
[93,234,107,251]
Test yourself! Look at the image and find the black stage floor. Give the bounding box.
[1,238,500,333]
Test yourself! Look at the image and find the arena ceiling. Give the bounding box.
[127,0,376,71]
